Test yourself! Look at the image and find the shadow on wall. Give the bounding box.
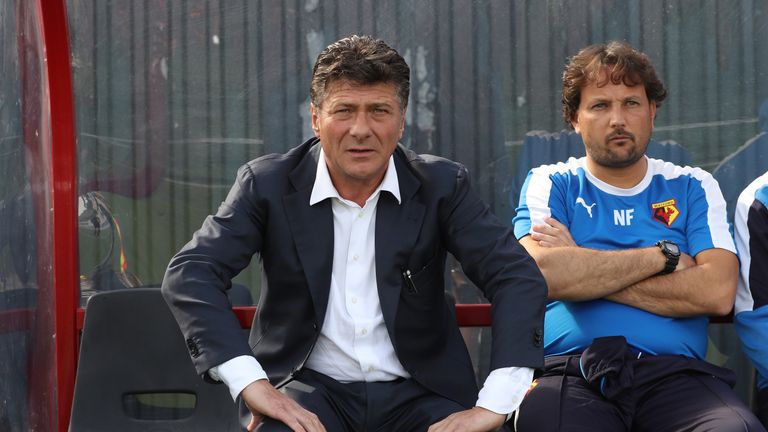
[712,100,768,220]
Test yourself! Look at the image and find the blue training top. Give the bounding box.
[513,156,735,359]
[733,171,768,389]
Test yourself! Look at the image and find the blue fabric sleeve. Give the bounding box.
[735,307,768,390]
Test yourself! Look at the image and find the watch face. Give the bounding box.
[665,242,680,255]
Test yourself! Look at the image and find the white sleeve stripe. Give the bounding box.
[702,176,736,252]
[734,182,756,313]
[657,162,735,252]
[523,169,554,230]
[523,159,585,228]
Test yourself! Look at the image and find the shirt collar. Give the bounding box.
[310,147,401,206]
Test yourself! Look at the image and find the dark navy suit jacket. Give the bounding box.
[162,138,547,408]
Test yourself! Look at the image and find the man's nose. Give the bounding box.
[609,106,627,128]
[349,112,373,139]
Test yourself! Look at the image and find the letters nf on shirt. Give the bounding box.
[576,197,681,227]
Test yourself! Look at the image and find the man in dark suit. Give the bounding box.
[162,35,547,432]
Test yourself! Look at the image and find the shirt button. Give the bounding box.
[367,366,374,372]
[351,297,358,304]
[361,328,368,335]
[357,212,364,218]
[352,254,359,261]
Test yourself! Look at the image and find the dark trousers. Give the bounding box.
[514,337,765,432]
[241,369,466,432]
[758,388,768,428]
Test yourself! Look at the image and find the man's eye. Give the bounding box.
[331,108,354,118]
[592,103,607,110]
[626,100,640,106]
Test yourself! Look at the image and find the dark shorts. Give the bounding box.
[758,388,768,428]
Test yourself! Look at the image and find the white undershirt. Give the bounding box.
[210,149,533,416]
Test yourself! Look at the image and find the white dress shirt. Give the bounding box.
[303,149,409,381]
[211,149,533,416]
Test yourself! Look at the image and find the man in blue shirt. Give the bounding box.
[734,168,768,427]
[512,41,764,431]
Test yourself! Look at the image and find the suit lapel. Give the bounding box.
[284,141,334,324]
[376,148,425,340]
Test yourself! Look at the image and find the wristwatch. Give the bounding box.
[655,240,680,275]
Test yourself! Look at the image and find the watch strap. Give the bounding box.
[656,240,679,275]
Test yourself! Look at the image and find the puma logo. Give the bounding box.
[576,197,596,218]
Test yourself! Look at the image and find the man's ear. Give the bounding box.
[571,114,580,133]
[398,111,406,138]
[310,103,321,137]
[649,100,657,128]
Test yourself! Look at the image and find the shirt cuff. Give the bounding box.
[476,367,534,421]
[209,355,269,401]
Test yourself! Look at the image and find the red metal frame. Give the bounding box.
[51,305,748,334]
[75,304,496,333]
[231,304,495,328]
[38,0,79,430]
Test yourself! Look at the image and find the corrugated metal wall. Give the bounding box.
[68,0,768,287]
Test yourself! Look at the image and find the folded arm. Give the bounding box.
[523,217,737,317]
[520,217,668,301]
[607,248,737,317]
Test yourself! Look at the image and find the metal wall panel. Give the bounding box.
[66,0,768,290]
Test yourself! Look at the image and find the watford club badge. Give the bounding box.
[651,199,680,227]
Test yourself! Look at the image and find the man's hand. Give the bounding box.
[676,252,695,271]
[531,217,577,248]
[427,406,506,432]
[241,379,326,432]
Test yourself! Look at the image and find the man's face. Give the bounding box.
[571,76,657,170]
[311,80,405,192]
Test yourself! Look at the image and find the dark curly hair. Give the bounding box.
[310,35,410,109]
[562,41,667,127]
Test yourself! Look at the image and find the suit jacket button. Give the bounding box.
[186,338,200,357]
